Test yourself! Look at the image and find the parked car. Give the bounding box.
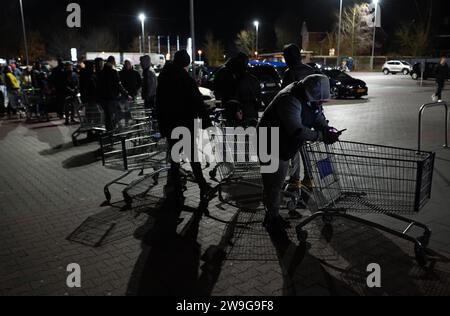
[382,60,412,75]
[248,63,282,108]
[203,63,282,109]
[322,69,368,99]
[410,62,450,80]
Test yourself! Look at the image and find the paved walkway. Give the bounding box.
[1,73,450,296]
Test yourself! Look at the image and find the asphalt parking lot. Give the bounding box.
[1,72,450,296]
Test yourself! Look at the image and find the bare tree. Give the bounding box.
[330,3,373,56]
[47,30,82,59]
[235,30,255,57]
[20,31,46,62]
[394,0,433,56]
[204,32,225,67]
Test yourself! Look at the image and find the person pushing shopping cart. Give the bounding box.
[257,74,342,232]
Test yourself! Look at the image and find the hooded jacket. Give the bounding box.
[120,66,142,97]
[282,43,316,88]
[97,63,128,101]
[156,62,210,138]
[140,55,157,101]
[258,75,330,161]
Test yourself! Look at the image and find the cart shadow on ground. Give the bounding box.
[126,181,450,296]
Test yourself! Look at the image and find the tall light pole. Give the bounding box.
[370,0,379,71]
[190,0,196,78]
[138,13,146,55]
[337,0,343,66]
[254,21,260,58]
[19,0,29,66]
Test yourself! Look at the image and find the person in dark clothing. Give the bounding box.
[433,57,449,102]
[140,55,157,109]
[258,74,341,231]
[31,62,49,121]
[213,53,249,104]
[97,56,130,131]
[120,60,142,99]
[156,50,212,203]
[79,61,97,104]
[282,44,317,193]
[50,58,67,119]
[234,65,262,127]
[282,44,316,88]
[79,61,102,135]
[62,63,79,125]
[94,58,104,73]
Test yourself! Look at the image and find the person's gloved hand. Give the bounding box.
[323,127,341,145]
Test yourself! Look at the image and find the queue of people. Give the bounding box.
[0,55,158,129]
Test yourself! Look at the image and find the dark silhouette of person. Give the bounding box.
[156,50,212,202]
[120,60,142,100]
[97,56,130,131]
[140,55,157,109]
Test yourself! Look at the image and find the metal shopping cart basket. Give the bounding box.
[295,141,435,267]
[72,103,106,145]
[209,127,300,210]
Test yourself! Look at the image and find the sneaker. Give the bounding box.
[432,94,438,102]
[438,100,443,103]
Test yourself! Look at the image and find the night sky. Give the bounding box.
[0,0,447,58]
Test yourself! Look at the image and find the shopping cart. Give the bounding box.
[295,141,435,267]
[209,127,300,210]
[22,87,42,121]
[100,117,166,205]
[72,103,106,145]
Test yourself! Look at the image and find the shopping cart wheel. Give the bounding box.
[296,227,308,243]
[414,244,428,268]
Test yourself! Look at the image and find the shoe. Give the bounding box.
[432,94,438,102]
[438,100,443,103]
[263,215,291,231]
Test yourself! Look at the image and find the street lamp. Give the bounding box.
[337,0,343,66]
[138,13,146,54]
[370,0,379,70]
[254,21,260,58]
[19,0,29,66]
[198,50,203,61]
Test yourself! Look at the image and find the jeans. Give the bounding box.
[101,100,119,132]
[289,150,311,181]
[261,159,289,218]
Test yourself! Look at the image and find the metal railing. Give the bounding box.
[418,101,449,151]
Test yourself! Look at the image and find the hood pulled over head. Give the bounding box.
[296,74,331,102]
